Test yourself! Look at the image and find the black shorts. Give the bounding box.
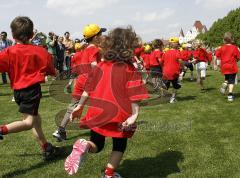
[150,66,162,78]
[184,61,194,71]
[14,83,42,116]
[90,130,128,153]
[225,73,236,84]
[164,78,181,90]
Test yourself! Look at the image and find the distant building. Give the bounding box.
[179,20,207,44]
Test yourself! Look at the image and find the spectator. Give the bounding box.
[0,31,12,84]
[46,32,58,78]
[31,29,47,48]
[63,32,74,78]
[56,36,65,79]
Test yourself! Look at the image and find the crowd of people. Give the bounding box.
[0,16,240,178]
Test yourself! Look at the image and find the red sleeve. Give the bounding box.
[0,49,9,73]
[176,50,181,59]
[89,48,100,63]
[234,47,240,60]
[84,65,103,93]
[45,53,56,76]
[215,48,221,58]
[126,67,149,101]
[71,52,82,69]
[193,50,198,59]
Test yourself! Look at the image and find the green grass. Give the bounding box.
[1,70,240,178]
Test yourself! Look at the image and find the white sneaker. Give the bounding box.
[227,95,234,102]
[220,82,228,95]
[11,97,15,102]
[170,97,177,104]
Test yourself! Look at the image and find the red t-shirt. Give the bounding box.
[80,61,149,138]
[0,44,55,90]
[161,49,181,80]
[180,50,192,61]
[72,45,101,99]
[193,48,209,63]
[216,44,240,74]
[140,53,151,69]
[71,45,100,72]
[134,47,144,57]
[149,49,163,67]
[208,51,213,63]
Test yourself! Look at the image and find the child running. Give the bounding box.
[149,39,164,90]
[216,32,240,101]
[180,43,194,81]
[192,41,209,90]
[0,16,58,160]
[53,24,105,141]
[160,37,183,103]
[64,26,149,177]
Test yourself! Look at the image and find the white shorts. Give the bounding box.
[196,62,206,78]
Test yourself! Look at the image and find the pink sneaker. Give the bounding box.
[64,139,89,175]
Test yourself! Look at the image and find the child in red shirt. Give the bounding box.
[64,27,149,177]
[52,24,105,141]
[140,44,152,83]
[216,32,240,101]
[192,41,209,90]
[0,16,58,160]
[180,44,194,81]
[160,37,183,103]
[149,39,164,90]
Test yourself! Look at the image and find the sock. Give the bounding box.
[0,125,9,135]
[105,167,114,177]
[58,126,66,133]
[229,93,233,96]
[41,142,51,151]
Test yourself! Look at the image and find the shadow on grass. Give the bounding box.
[119,150,184,178]
[66,131,91,141]
[2,145,73,178]
[204,87,216,92]
[178,95,196,101]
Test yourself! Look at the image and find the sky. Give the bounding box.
[0,0,239,42]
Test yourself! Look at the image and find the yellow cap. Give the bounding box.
[75,43,82,51]
[169,37,179,43]
[83,24,106,39]
[144,44,151,52]
[163,47,170,52]
[182,43,187,48]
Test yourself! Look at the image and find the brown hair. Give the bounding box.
[101,26,141,62]
[152,39,163,50]
[223,32,234,44]
[10,16,34,44]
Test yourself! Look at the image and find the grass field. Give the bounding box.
[1,69,240,178]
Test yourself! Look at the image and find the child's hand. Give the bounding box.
[70,105,83,122]
[121,116,137,131]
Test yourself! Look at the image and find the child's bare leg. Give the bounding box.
[228,84,234,93]
[5,114,34,133]
[32,114,47,146]
[107,151,124,169]
[87,141,98,153]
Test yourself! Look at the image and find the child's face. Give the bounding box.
[58,37,63,43]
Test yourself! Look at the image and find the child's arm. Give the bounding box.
[0,50,9,73]
[122,102,139,130]
[45,54,56,76]
[70,91,89,121]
